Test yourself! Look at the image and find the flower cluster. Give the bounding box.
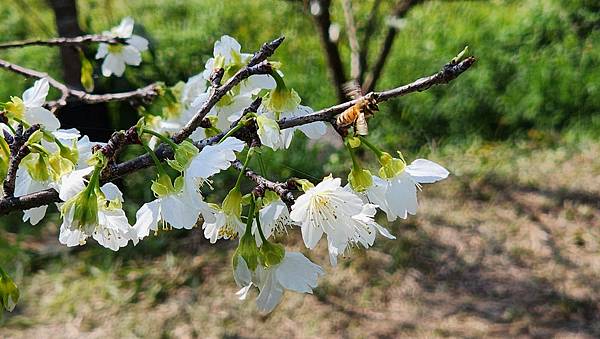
[1,29,450,314]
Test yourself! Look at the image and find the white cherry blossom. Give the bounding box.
[368,159,449,221]
[235,251,324,313]
[95,17,149,77]
[290,176,364,256]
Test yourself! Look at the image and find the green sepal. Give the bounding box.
[222,187,242,217]
[235,231,260,271]
[22,153,50,182]
[348,167,373,192]
[294,178,314,192]
[259,241,285,268]
[167,140,198,172]
[378,151,406,179]
[151,172,175,197]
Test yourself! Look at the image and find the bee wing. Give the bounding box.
[355,112,369,136]
[342,80,363,100]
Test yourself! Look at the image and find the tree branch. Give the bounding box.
[359,0,383,82]
[0,51,475,216]
[310,0,347,102]
[362,0,423,93]
[2,124,40,198]
[0,58,161,111]
[280,55,476,129]
[341,0,361,81]
[0,35,120,50]
[232,160,295,205]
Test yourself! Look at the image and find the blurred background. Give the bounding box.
[1,0,599,337]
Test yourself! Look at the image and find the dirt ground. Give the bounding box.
[2,139,600,338]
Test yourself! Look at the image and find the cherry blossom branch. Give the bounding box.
[0,51,475,215]
[2,124,40,198]
[0,58,161,111]
[0,34,121,50]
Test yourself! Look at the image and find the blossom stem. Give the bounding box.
[358,136,384,158]
[140,141,168,176]
[219,121,245,144]
[234,147,254,189]
[4,123,17,135]
[345,140,360,170]
[243,193,256,235]
[141,128,179,150]
[254,204,269,244]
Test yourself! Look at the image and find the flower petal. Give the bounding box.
[24,107,60,131]
[22,78,49,107]
[405,159,449,184]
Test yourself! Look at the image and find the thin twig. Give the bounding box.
[0,58,161,111]
[232,160,295,205]
[359,0,383,82]
[0,35,120,50]
[363,0,423,93]
[342,0,361,81]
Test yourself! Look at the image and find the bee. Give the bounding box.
[335,81,379,136]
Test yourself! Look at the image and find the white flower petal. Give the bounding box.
[95,43,109,59]
[24,107,60,131]
[255,268,284,314]
[22,79,49,108]
[133,200,161,242]
[121,45,142,66]
[405,159,449,184]
[127,35,148,52]
[102,54,126,77]
[112,17,134,38]
[275,252,323,293]
[160,194,200,229]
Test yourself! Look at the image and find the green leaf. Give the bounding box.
[79,49,94,92]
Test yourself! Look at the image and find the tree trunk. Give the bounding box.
[47,0,112,142]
